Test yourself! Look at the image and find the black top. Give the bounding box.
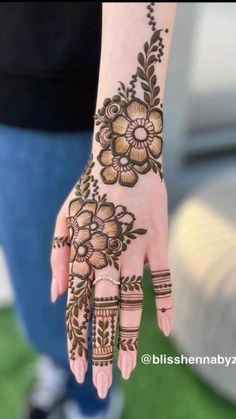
[0,2,102,131]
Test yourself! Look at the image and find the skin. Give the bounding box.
[50,2,176,399]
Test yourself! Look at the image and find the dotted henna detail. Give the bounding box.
[151,269,172,299]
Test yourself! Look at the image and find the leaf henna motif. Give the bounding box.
[52,236,71,249]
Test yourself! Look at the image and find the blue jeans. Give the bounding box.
[0,124,113,415]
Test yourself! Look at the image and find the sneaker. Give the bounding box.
[62,385,124,419]
[22,356,68,419]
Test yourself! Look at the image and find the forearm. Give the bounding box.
[92,2,176,182]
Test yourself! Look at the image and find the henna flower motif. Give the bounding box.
[107,237,123,256]
[95,126,113,149]
[68,197,122,239]
[104,98,123,119]
[70,230,108,278]
[97,149,150,187]
[67,197,123,277]
[112,99,163,164]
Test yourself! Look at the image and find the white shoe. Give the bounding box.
[63,385,124,419]
[30,356,67,409]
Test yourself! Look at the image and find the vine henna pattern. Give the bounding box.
[95,3,169,187]
[65,155,147,361]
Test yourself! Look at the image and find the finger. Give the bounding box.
[65,196,95,384]
[118,255,144,380]
[66,270,93,384]
[92,268,120,399]
[147,193,173,336]
[50,211,71,302]
[150,268,173,336]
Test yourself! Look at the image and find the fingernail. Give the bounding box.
[76,362,85,384]
[70,359,75,374]
[58,277,65,295]
[96,371,109,399]
[161,315,171,336]
[51,278,58,303]
[120,353,132,380]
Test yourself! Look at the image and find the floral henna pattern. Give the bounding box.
[92,296,119,366]
[118,275,143,351]
[95,3,169,187]
[66,156,147,361]
[67,175,147,277]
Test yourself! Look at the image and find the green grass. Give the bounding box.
[0,274,235,419]
[0,306,36,419]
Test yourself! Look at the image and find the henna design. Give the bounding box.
[66,275,92,361]
[147,2,157,32]
[67,156,146,278]
[66,155,147,361]
[118,327,139,351]
[95,3,169,187]
[118,275,143,351]
[92,296,119,366]
[151,269,172,299]
[52,236,71,249]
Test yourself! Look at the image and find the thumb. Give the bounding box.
[50,209,71,302]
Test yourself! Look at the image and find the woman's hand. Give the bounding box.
[50,2,176,399]
[51,153,173,398]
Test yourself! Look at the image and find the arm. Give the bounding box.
[51,2,176,399]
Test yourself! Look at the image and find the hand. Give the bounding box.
[50,154,173,398]
[50,1,176,399]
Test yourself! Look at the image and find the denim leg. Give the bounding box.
[0,124,111,414]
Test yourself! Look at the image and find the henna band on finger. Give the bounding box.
[120,275,143,311]
[93,276,120,286]
[151,269,172,299]
[92,296,119,366]
[157,307,172,313]
[118,326,139,351]
[118,275,143,351]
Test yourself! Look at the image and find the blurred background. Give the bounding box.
[1,3,236,419]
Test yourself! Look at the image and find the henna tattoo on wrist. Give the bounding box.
[52,236,71,249]
[151,269,172,299]
[66,155,147,361]
[92,296,119,366]
[94,3,169,187]
[118,275,143,352]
